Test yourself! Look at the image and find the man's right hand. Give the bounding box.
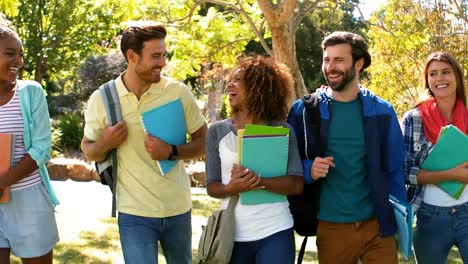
[99,121,128,152]
[81,121,128,162]
[311,156,335,180]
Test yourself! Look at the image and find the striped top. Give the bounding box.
[0,88,42,190]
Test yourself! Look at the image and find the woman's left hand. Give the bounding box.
[451,162,468,183]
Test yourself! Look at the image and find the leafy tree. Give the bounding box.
[367,0,467,116]
[12,0,124,94]
[0,0,19,17]
[183,0,365,99]
[297,0,366,92]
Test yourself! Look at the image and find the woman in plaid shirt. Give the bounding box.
[401,52,468,264]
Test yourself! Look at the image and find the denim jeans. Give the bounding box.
[118,210,192,264]
[414,202,468,264]
[229,228,295,264]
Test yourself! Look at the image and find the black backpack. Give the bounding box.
[288,92,324,264]
[95,80,121,217]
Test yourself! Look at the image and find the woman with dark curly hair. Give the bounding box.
[205,55,304,264]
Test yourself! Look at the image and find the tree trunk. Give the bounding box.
[269,18,308,101]
[34,56,44,84]
[207,81,218,123]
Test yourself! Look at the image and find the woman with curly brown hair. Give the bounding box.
[205,55,304,264]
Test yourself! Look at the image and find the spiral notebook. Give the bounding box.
[140,99,186,175]
[239,124,289,205]
[0,134,15,203]
[389,195,413,260]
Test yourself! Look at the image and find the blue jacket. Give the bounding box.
[287,86,406,236]
[18,80,59,207]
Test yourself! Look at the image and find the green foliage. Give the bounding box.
[51,125,63,158]
[54,111,85,152]
[0,0,19,17]
[13,0,124,91]
[367,0,468,116]
[219,95,229,120]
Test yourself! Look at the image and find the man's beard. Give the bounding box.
[325,64,356,92]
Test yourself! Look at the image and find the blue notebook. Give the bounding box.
[421,125,468,198]
[141,98,186,175]
[389,195,413,260]
[240,134,289,205]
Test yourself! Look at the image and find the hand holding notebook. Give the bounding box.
[238,124,290,205]
[421,125,468,198]
[140,99,186,175]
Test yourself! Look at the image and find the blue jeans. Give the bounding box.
[118,210,192,264]
[414,202,468,264]
[229,228,295,264]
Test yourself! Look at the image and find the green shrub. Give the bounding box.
[54,111,84,152]
[50,124,63,158]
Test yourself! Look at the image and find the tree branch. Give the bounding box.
[198,0,273,55]
[164,2,203,28]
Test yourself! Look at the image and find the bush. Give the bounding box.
[50,124,63,158]
[78,51,127,100]
[53,111,84,152]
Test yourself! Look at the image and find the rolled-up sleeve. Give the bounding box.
[26,83,52,167]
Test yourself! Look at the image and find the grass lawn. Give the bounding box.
[11,191,464,263]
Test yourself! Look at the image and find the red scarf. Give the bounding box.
[419,97,468,144]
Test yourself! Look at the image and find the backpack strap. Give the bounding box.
[302,92,324,157]
[296,92,322,264]
[97,80,120,217]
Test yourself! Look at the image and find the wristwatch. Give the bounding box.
[167,144,178,161]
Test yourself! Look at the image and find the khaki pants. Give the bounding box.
[316,218,398,264]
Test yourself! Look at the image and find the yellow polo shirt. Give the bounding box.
[84,75,205,217]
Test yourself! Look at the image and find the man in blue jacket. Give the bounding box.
[288,31,406,264]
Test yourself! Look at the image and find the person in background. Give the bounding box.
[288,31,406,264]
[0,25,59,264]
[402,51,468,263]
[81,21,207,264]
[205,55,303,264]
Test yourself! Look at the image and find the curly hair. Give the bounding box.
[230,55,293,122]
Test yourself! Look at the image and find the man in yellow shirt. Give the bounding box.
[81,21,207,264]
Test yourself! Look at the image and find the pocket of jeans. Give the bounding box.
[416,208,432,224]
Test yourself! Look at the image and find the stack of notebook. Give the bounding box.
[421,125,468,198]
[237,124,290,205]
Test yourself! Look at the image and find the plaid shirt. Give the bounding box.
[401,108,434,213]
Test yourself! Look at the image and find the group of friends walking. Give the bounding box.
[0,20,466,264]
